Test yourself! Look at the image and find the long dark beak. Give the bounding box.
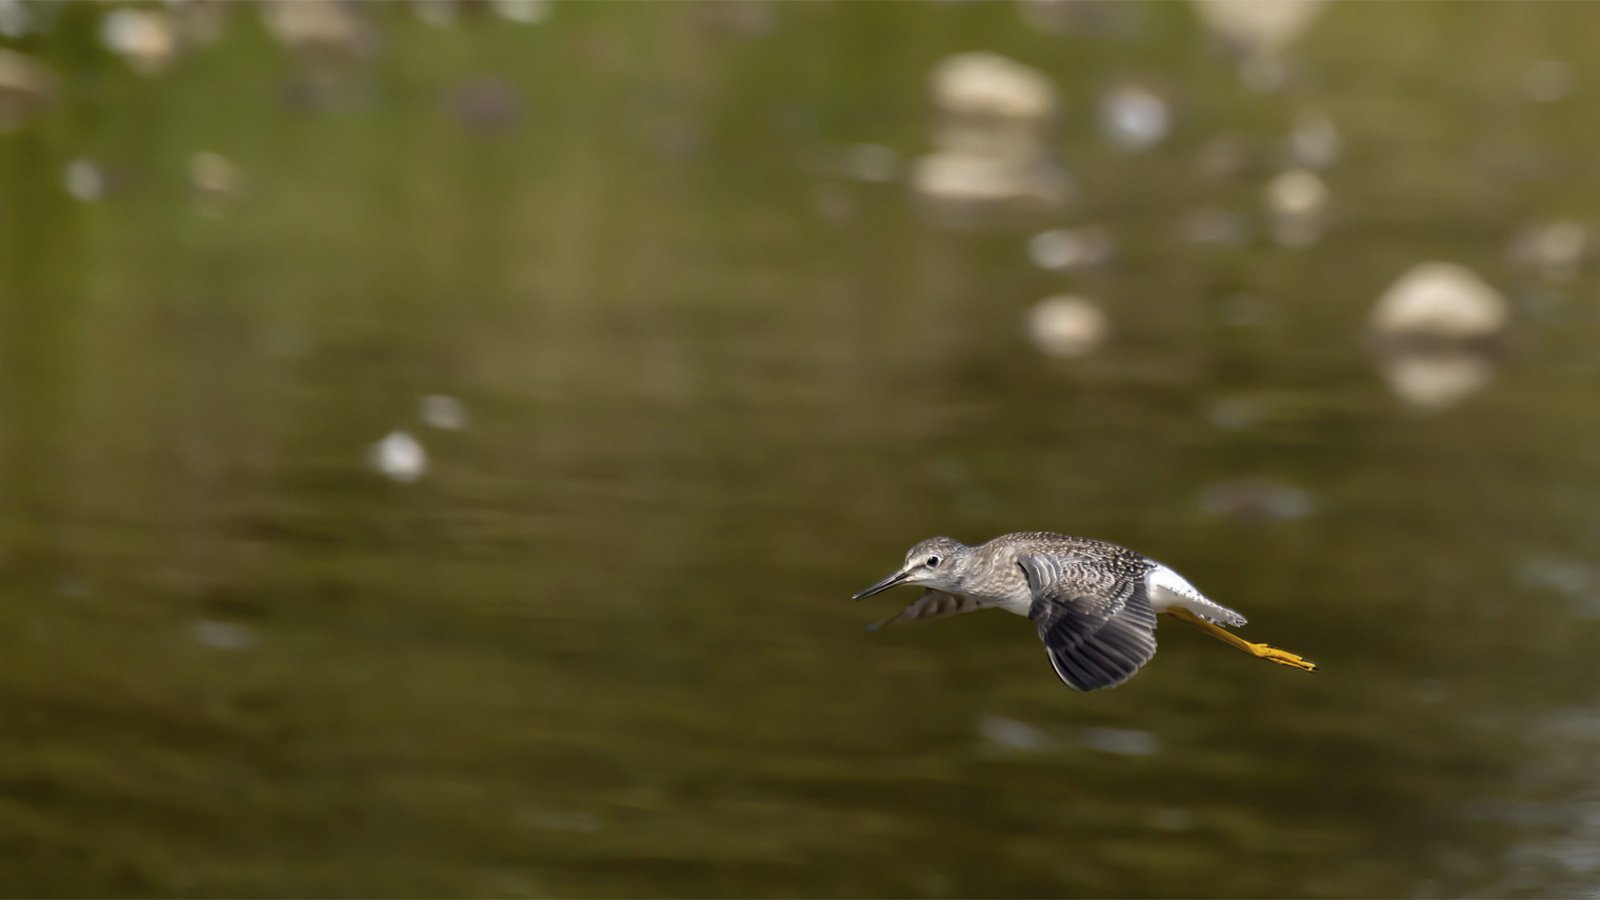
[852,568,911,601]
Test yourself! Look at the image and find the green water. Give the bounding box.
[4,2,1600,896]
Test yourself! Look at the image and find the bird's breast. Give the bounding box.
[950,563,1034,616]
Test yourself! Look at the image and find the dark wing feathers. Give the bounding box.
[868,589,987,631]
[1019,553,1158,692]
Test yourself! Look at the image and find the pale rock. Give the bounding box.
[0,0,31,38]
[1265,169,1326,218]
[1264,168,1328,246]
[1027,226,1114,271]
[1099,83,1170,151]
[931,52,1055,121]
[1370,263,1508,344]
[1026,295,1109,358]
[64,158,107,202]
[490,0,552,24]
[262,0,375,60]
[368,430,428,483]
[100,8,180,75]
[1191,0,1326,55]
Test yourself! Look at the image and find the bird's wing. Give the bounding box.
[1019,553,1158,691]
[867,589,988,631]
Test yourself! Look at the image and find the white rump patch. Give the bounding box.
[1148,564,1206,602]
[1145,564,1247,626]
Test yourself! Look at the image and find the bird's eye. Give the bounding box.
[926,555,941,568]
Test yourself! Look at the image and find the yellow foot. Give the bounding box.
[1161,607,1317,673]
[1249,643,1317,672]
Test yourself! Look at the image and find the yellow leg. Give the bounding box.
[1162,607,1317,672]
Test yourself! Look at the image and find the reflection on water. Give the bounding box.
[4,2,1600,896]
[1368,262,1510,410]
[914,51,1070,224]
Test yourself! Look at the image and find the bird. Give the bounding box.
[851,532,1316,691]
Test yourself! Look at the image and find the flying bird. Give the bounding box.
[853,532,1316,691]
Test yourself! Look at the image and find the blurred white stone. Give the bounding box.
[491,0,553,24]
[262,0,375,61]
[1191,0,1326,56]
[0,0,30,38]
[1098,83,1170,151]
[100,8,180,75]
[192,620,256,651]
[1027,226,1113,271]
[917,53,1066,222]
[1509,221,1593,282]
[1265,169,1326,218]
[930,52,1055,121]
[1370,263,1508,343]
[419,394,469,431]
[1026,295,1109,358]
[1288,110,1341,168]
[1264,168,1327,246]
[368,430,428,483]
[63,158,107,202]
[1524,60,1573,103]
[1369,263,1507,410]
[1377,353,1495,411]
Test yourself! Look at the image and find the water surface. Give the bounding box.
[3,3,1600,897]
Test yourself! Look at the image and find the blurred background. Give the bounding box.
[3,1,1600,896]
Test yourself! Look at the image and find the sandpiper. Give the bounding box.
[853,532,1316,691]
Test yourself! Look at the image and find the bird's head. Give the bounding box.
[852,536,971,599]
